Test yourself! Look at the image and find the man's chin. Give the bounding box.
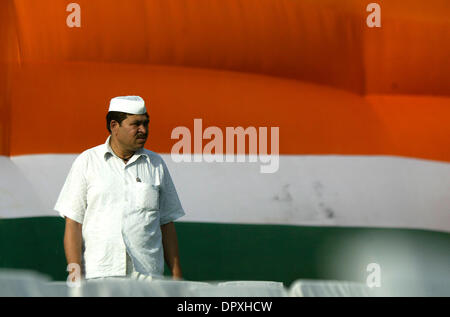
[135,139,147,147]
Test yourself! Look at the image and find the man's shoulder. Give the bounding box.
[74,143,106,162]
[141,148,166,166]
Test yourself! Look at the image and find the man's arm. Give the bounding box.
[161,221,182,280]
[64,217,83,278]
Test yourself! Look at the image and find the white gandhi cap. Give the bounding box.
[108,96,147,114]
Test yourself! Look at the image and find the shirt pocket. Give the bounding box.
[134,183,160,211]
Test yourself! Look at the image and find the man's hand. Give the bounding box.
[64,217,83,279]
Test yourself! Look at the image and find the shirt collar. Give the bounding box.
[103,135,148,163]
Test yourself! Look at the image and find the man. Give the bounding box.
[55,96,185,281]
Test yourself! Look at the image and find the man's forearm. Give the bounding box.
[161,221,182,279]
[64,217,83,274]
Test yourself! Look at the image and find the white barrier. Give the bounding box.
[289,279,374,297]
[69,279,288,297]
[1,269,448,297]
[0,270,67,297]
[0,270,288,297]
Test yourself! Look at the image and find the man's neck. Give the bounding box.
[109,136,135,161]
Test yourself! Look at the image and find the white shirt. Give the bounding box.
[54,136,185,279]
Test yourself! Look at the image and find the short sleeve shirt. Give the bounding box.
[54,136,185,279]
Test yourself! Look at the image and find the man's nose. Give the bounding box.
[138,124,148,134]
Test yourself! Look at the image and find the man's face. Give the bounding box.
[112,114,149,152]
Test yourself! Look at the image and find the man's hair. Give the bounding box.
[106,111,149,133]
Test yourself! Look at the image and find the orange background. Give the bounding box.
[1,0,450,160]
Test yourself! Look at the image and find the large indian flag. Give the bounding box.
[0,0,449,287]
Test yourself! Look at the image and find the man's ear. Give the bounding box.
[110,120,119,134]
